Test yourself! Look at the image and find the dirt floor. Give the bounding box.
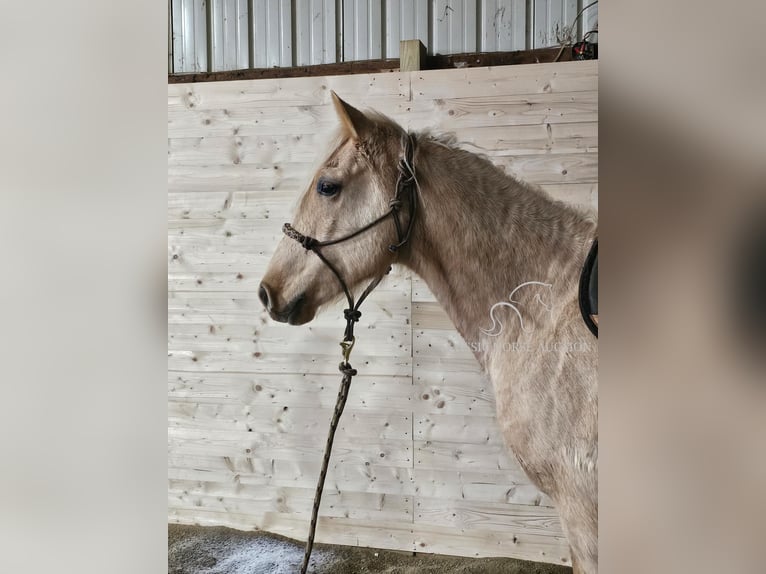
[169,524,572,574]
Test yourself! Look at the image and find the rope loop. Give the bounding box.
[388,198,403,210]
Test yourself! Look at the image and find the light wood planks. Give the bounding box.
[168,60,597,565]
[410,61,597,100]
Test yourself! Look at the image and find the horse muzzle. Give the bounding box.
[259,283,309,325]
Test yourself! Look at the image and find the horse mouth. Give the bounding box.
[269,293,311,325]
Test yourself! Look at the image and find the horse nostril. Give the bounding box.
[258,283,271,310]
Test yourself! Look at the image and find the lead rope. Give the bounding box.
[297,273,384,574]
[286,133,417,573]
[298,341,355,574]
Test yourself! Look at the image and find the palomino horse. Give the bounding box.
[260,93,598,573]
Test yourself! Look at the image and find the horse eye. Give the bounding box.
[317,179,341,197]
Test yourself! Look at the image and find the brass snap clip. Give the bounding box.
[340,337,355,364]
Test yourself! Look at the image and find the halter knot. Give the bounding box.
[339,363,357,377]
[388,198,403,210]
[299,236,318,250]
[343,308,362,322]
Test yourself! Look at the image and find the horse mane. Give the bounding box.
[415,127,597,224]
[415,129,508,176]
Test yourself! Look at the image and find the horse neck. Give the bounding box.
[402,138,596,363]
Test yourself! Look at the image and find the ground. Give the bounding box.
[169,524,572,574]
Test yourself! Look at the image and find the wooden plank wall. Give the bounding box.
[168,60,597,566]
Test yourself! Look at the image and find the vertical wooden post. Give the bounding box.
[400,39,426,72]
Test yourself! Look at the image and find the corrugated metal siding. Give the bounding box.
[252,0,292,68]
[170,0,597,73]
[480,0,526,52]
[532,0,578,48]
[342,0,383,61]
[384,0,429,58]
[211,0,249,71]
[172,0,208,73]
[169,0,174,72]
[431,0,478,55]
[582,0,598,38]
[295,0,338,65]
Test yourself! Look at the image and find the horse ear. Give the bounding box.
[331,91,370,139]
